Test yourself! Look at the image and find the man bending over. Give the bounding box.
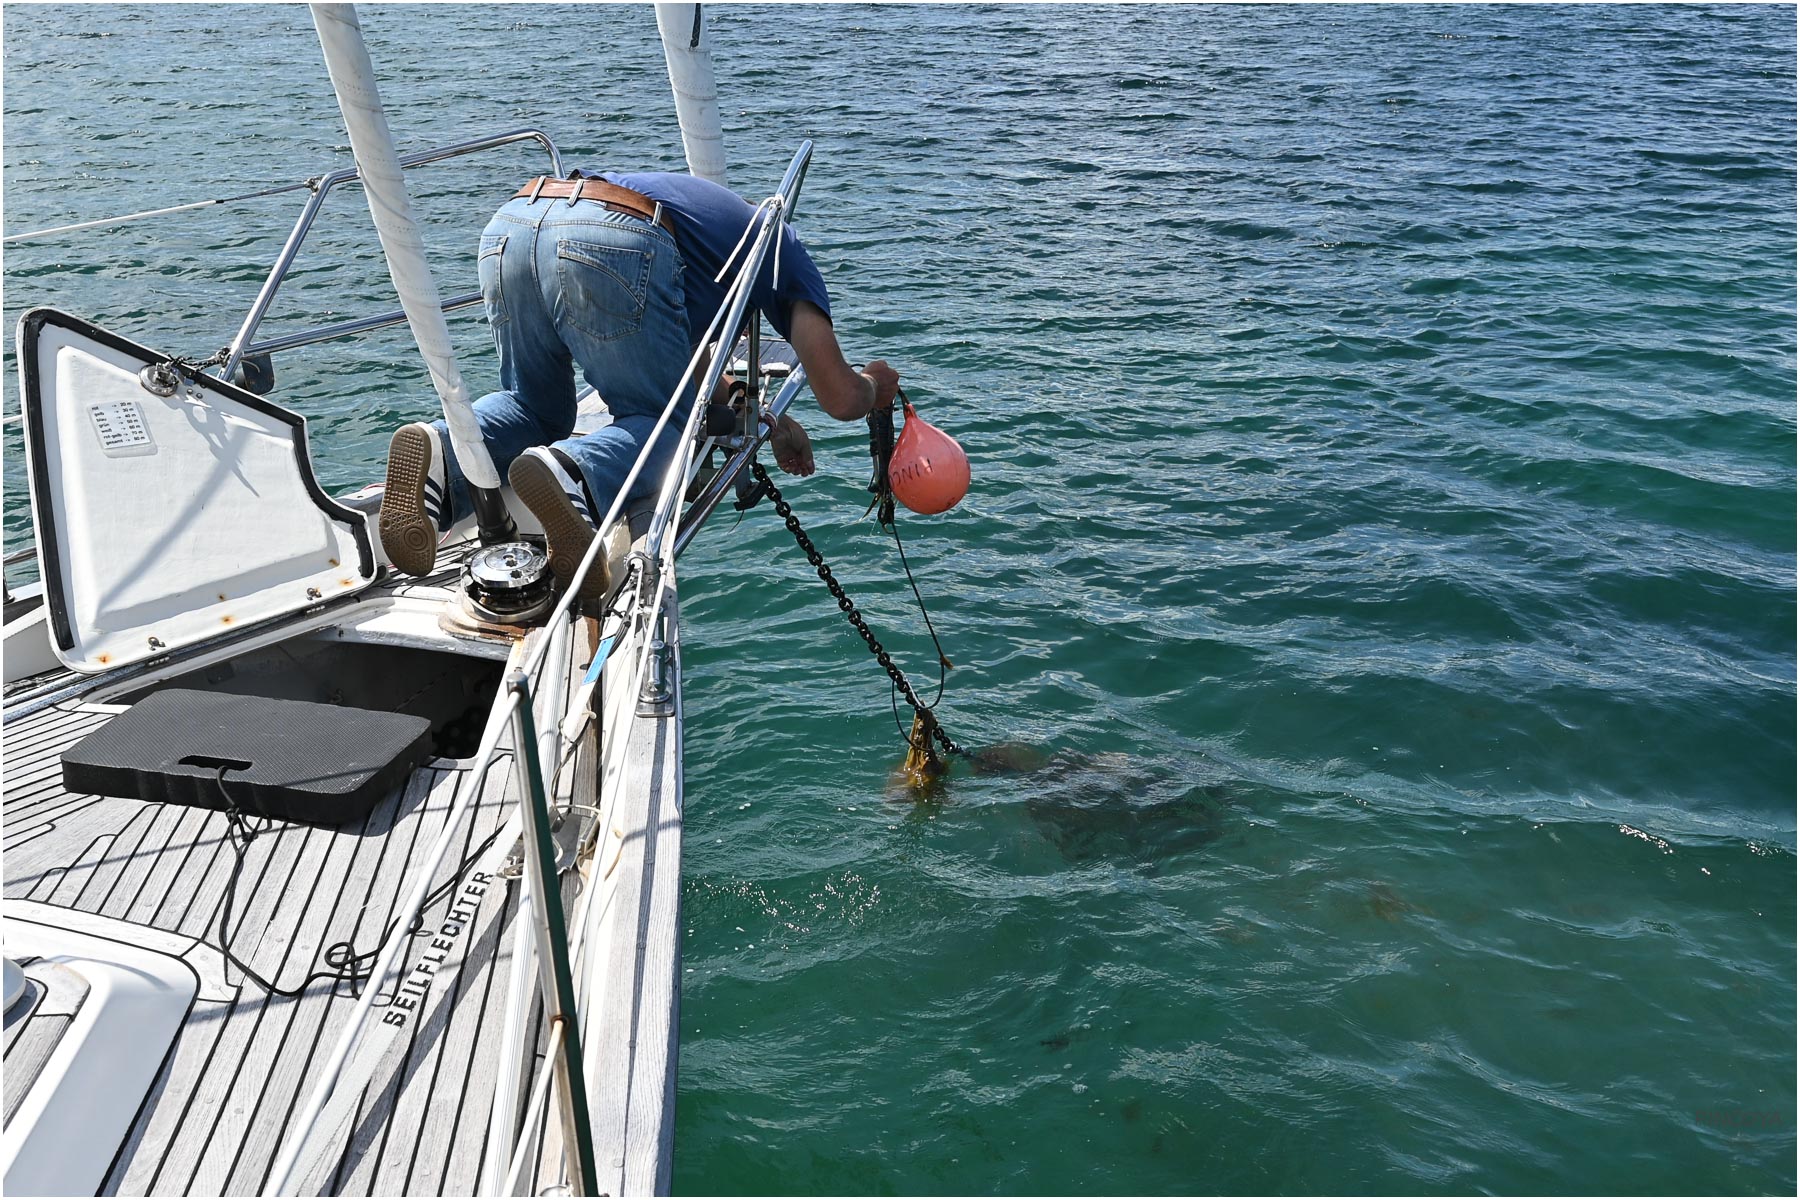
[380,168,901,599]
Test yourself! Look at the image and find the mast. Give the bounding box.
[309,2,516,545]
[654,3,727,185]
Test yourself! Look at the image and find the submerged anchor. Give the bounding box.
[899,708,950,788]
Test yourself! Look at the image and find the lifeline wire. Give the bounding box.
[882,496,952,701]
[2,179,318,244]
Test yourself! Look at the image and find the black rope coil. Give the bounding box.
[211,765,504,998]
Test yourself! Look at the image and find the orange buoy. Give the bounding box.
[888,400,970,515]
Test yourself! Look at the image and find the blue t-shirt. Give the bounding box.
[592,170,832,349]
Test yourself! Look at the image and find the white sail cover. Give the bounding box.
[309,3,503,491]
[655,3,727,185]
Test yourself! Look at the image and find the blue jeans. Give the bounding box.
[433,195,693,526]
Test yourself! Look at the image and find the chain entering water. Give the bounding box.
[750,460,964,759]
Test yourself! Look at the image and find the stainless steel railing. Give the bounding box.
[267,142,815,1197]
[11,131,813,1195]
[221,127,563,380]
[2,129,559,598]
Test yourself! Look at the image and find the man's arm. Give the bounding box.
[786,300,899,421]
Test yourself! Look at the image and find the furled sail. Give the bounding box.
[655,3,727,185]
[309,3,505,497]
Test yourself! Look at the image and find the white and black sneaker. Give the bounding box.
[509,447,609,602]
[380,422,450,576]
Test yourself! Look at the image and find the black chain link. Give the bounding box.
[171,347,229,377]
[751,461,964,759]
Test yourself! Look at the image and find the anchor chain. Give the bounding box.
[751,460,964,759]
[172,347,230,377]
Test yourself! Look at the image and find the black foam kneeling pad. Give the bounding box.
[62,688,434,826]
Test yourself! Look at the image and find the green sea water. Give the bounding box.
[3,4,1794,1194]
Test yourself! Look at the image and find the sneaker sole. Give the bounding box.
[380,425,440,577]
[510,454,610,603]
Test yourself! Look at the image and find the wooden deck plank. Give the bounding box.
[2,775,83,811]
[198,791,405,1198]
[237,802,423,1195]
[325,783,464,1197]
[2,780,94,819]
[0,730,103,776]
[0,709,106,756]
[370,864,502,1196]
[1,762,86,800]
[130,806,220,931]
[145,810,236,933]
[4,710,94,745]
[329,766,513,1197]
[155,822,334,1195]
[2,772,105,818]
[428,887,520,1196]
[219,769,445,1193]
[169,812,255,944]
[296,774,475,1198]
[218,773,457,1195]
[1,755,91,799]
[388,772,521,1198]
[4,1014,71,1124]
[5,789,100,827]
[1,793,116,864]
[45,831,119,910]
[85,803,172,919]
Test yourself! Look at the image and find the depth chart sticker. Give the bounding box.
[89,400,156,457]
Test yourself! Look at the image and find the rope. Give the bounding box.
[884,516,952,704]
[209,764,505,999]
[749,461,964,759]
[2,179,318,245]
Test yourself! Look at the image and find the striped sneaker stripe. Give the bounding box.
[419,451,449,531]
[564,488,595,525]
[538,447,599,526]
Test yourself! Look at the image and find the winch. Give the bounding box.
[460,541,555,624]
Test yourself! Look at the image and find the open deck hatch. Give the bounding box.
[17,308,376,674]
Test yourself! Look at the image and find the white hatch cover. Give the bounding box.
[17,308,376,673]
[1,918,197,1197]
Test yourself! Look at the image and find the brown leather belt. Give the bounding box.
[514,176,675,234]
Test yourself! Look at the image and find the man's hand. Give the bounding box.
[766,411,815,476]
[861,360,900,412]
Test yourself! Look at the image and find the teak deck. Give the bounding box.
[3,555,683,1196]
